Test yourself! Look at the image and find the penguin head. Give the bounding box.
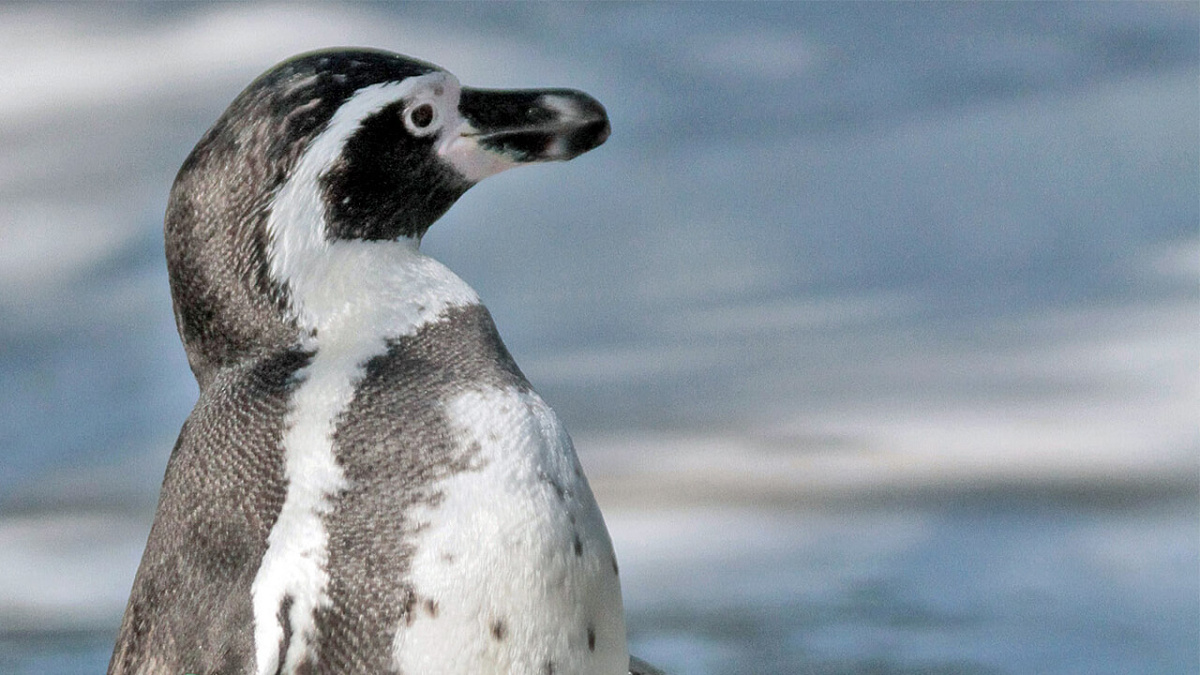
[164,49,608,383]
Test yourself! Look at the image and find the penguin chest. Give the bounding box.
[392,385,628,675]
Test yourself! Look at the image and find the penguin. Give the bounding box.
[109,49,663,675]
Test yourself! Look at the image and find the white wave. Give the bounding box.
[0,512,150,631]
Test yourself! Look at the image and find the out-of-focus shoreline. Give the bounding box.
[4,495,1198,674]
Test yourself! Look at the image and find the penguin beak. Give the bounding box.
[442,88,609,181]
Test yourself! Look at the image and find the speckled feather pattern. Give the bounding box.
[109,350,311,674]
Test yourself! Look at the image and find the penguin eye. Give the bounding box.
[405,103,438,134]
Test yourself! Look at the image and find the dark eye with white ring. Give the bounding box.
[405,102,438,135]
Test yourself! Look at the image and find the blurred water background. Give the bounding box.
[0,3,1196,674]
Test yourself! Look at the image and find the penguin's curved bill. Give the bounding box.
[444,88,610,181]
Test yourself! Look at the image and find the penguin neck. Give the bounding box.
[277,233,481,355]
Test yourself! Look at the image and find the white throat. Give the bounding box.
[264,75,480,346]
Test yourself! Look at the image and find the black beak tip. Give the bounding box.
[576,116,611,155]
[553,90,610,158]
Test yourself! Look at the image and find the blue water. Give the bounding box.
[622,499,1198,675]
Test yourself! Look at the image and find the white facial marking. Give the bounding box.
[437,129,522,183]
[252,74,479,675]
[391,386,628,675]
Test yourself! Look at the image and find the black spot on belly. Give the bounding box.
[491,619,507,641]
[611,556,620,576]
[543,660,556,675]
[587,624,596,651]
[573,533,583,557]
[402,591,417,627]
[277,594,295,664]
[423,598,439,618]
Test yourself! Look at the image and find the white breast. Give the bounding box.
[391,385,628,675]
